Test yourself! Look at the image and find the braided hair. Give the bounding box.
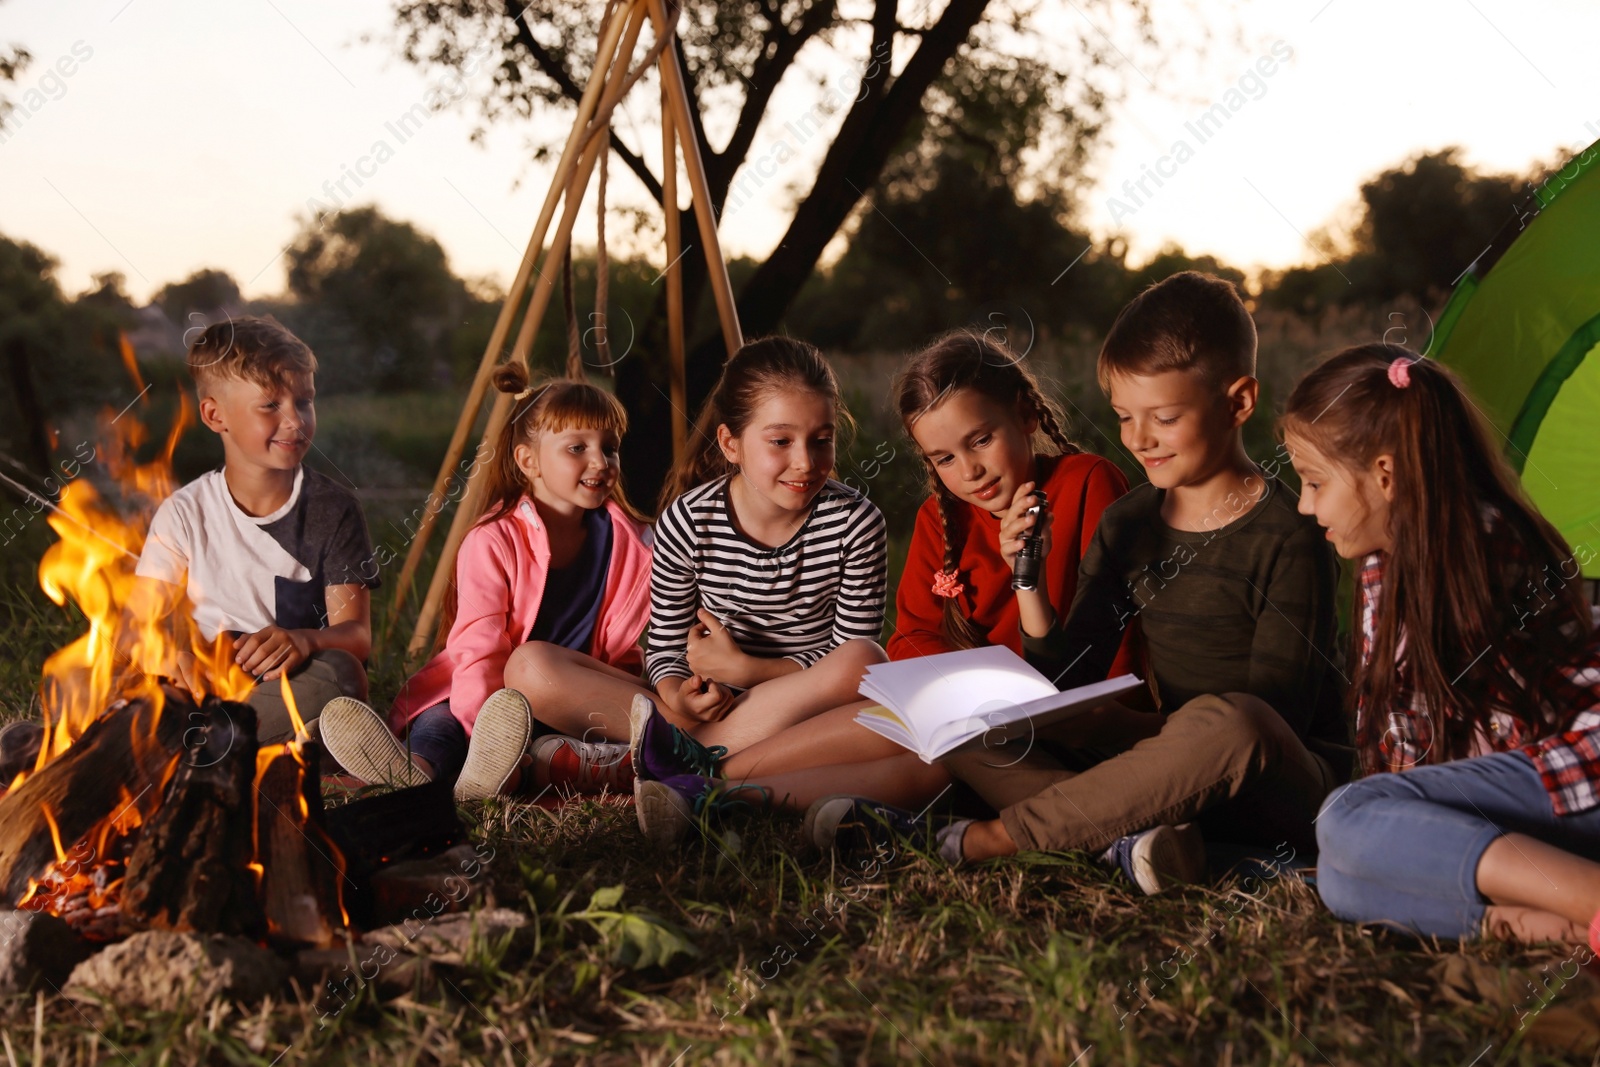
[894,330,1080,649]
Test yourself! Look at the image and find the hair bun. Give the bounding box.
[492,362,530,395]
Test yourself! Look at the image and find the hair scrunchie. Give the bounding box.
[931,570,963,599]
[1387,358,1413,389]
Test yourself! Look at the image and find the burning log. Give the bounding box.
[120,696,264,939]
[253,741,345,948]
[0,693,184,906]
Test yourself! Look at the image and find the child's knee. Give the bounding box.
[1170,692,1283,761]
[830,638,888,675]
[504,641,561,690]
[1314,778,1390,859]
[318,649,368,701]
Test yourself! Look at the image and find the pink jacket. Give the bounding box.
[389,496,652,734]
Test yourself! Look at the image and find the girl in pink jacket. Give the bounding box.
[320,363,652,801]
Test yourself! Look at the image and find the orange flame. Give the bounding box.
[20,340,349,939]
[35,393,252,764]
[117,332,147,397]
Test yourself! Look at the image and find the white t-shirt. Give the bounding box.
[135,466,378,640]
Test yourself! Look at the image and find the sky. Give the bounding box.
[0,0,1596,303]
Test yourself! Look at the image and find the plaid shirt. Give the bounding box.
[1357,518,1600,816]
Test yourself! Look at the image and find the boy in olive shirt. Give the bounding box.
[814,272,1349,891]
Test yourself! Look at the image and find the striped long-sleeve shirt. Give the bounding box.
[646,476,888,685]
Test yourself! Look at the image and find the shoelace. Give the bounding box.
[558,739,634,789]
[691,781,770,816]
[671,728,728,777]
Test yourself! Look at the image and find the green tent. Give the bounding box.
[1432,139,1600,579]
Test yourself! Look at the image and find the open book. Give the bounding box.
[854,645,1143,763]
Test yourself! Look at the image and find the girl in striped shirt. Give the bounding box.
[1287,346,1600,951]
[518,338,889,776]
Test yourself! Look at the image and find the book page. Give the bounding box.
[859,646,1055,739]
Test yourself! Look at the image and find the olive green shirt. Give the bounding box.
[1025,475,1347,747]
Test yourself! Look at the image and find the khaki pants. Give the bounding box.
[944,693,1343,855]
[246,649,368,745]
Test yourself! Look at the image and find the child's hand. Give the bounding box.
[173,650,204,702]
[676,673,736,724]
[686,609,754,686]
[998,481,1052,570]
[234,626,313,681]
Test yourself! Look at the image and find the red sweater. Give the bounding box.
[889,452,1138,679]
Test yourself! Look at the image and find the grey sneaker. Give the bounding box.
[1103,824,1206,895]
[320,698,431,788]
[455,688,534,801]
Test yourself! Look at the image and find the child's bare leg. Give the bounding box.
[719,701,908,778]
[1476,833,1600,942]
[503,642,653,742]
[733,753,949,812]
[962,819,1019,862]
[1481,906,1585,943]
[691,639,885,754]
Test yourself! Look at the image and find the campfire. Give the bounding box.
[0,392,463,963]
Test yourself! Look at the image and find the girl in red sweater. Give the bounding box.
[888,331,1136,670]
[633,330,1135,843]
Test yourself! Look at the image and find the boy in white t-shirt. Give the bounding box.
[130,316,377,742]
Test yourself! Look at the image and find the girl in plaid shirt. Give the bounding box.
[1282,344,1600,949]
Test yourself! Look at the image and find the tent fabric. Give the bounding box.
[1432,140,1600,578]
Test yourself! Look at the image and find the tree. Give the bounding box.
[0,234,64,477]
[285,207,478,392]
[1261,148,1522,313]
[0,0,29,133]
[154,269,243,326]
[0,236,135,499]
[788,150,1130,352]
[391,0,1169,496]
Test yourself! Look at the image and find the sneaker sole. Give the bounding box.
[635,779,693,846]
[320,698,430,789]
[1131,824,1206,894]
[801,795,858,852]
[455,689,533,802]
[627,693,656,782]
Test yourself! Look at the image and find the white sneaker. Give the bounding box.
[1103,823,1206,895]
[319,698,431,788]
[454,689,533,801]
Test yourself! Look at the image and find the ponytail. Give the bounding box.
[1281,343,1589,771]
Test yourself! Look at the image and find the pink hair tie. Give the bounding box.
[1387,358,1413,389]
[931,570,964,599]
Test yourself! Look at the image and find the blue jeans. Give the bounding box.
[406,702,467,785]
[1316,751,1600,938]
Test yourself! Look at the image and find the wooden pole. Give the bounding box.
[661,85,687,468]
[384,1,636,642]
[647,0,743,359]
[408,3,649,656]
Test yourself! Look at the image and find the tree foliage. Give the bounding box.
[1261,148,1523,313]
[285,207,480,392]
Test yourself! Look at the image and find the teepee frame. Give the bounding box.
[388,0,742,656]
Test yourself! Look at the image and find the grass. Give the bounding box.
[5,534,1598,1065]
[3,330,1599,1063]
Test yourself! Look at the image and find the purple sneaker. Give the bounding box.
[634,773,770,846]
[627,693,727,782]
